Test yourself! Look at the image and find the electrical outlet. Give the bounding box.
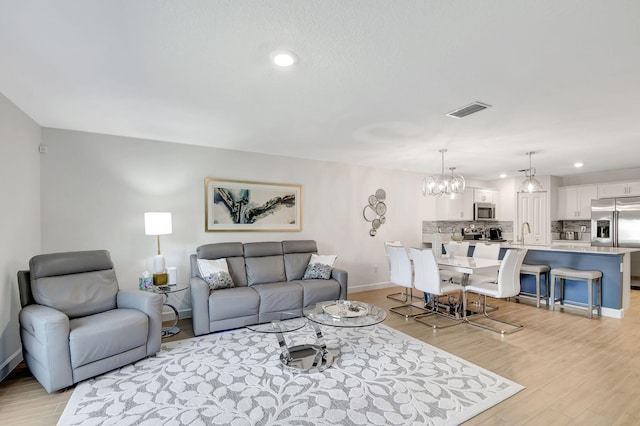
[580,225,586,232]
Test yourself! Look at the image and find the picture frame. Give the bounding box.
[205,178,302,232]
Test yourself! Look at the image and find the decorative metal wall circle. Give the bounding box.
[363,189,387,236]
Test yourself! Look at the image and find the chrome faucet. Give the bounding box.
[520,221,531,246]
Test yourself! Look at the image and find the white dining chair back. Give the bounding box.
[495,248,528,298]
[384,240,402,266]
[445,241,470,257]
[410,248,442,295]
[472,242,500,260]
[386,245,413,288]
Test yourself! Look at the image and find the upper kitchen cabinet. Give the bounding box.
[557,185,598,219]
[473,188,497,203]
[598,181,640,198]
[435,190,474,220]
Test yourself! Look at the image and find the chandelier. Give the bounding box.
[519,151,544,193]
[422,149,466,197]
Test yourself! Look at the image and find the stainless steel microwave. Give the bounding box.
[474,202,496,220]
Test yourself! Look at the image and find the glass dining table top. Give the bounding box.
[436,256,501,272]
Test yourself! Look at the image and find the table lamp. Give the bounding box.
[144,212,172,285]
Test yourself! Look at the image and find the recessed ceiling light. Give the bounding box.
[574,162,584,168]
[270,50,298,67]
[499,173,507,178]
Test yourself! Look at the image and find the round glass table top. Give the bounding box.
[245,312,307,334]
[304,300,387,328]
[145,283,190,294]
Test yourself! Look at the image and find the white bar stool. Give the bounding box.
[549,267,602,319]
[518,264,550,308]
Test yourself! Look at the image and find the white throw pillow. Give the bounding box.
[197,258,235,290]
[303,254,337,280]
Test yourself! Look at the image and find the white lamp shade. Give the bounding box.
[144,212,172,235]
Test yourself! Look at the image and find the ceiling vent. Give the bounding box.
[446,101,492,119]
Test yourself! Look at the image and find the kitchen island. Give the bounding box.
[500,244,638,318]
[423,233,636,318]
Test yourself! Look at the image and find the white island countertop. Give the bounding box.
[502,244,640,255]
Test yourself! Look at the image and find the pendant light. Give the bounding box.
[422,149,466,197]
[519,151,544,193]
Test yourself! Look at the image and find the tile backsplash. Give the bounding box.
[551,220,591,240]
[422,220,513,234]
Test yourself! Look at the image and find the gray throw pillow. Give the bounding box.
[302,254,337,280]
[197,258,235,290]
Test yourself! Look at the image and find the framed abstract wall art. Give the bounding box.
[205,178,302,232]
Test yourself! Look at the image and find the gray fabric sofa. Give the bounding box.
[17,250,163,393]
[190,240,348,336]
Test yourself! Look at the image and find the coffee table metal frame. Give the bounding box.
[246,301,386,373]
[246,313,332,372]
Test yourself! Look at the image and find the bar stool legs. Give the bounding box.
[518,264,550,308]
[549,268,602,319]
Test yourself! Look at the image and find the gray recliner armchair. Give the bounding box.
[17,250,164,393]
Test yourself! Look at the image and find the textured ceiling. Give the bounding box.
[1,0,639,180]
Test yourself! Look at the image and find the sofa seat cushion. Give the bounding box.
[209,287,260,321]
[69,308,148,369]
[295,279,341,306]
[252,282,303,314]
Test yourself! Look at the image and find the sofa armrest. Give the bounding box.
[190,276,211,336]
[332,268,348,300]
[117,290,164,355]
[18,304,73,393]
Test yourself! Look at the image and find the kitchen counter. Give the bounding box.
[502,243,640,255]
[497,245,635,318]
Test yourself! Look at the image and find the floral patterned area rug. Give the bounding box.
[58,324,523,425]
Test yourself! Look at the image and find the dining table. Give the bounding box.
[436,255,501,286]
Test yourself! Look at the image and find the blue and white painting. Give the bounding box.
[206,179,301,231]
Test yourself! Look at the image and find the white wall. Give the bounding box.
[40,128,434,315]
[0,94,41,381]
[562,167,640,186]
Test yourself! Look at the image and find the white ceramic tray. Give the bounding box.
[322,301,369,318]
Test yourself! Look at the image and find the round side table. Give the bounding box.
[143,283,190,337]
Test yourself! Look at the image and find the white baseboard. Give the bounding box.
[163,308,192,321]
[348,281,395,293]
[0,348,23,383]
[601,307,624,319]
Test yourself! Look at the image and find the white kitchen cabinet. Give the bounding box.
[557,185,598,219]
[517,191,548,245]
[473,189,496,203]
[598,181,640,198]
[435,190,474,220]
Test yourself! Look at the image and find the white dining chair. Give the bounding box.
[472,242,500,259]
[411,248,465,329]
[464,242,502,288]
[387,245,427,318]
[440,241,470,283]
[384,241,421,302]
[463,248,528,334]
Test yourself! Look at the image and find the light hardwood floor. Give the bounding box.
[3,289,640,425]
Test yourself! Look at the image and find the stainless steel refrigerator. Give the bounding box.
[591,197,640,247]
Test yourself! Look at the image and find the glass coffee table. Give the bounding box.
[247,301,386,373]
[245,313,328,372]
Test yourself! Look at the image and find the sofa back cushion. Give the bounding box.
[282,240,317,280]
[196,243,247,287]
[244,242,286,286]
[29,250,119,318]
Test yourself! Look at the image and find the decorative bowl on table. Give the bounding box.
[451,234,465,242]
[322,300,369,318]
